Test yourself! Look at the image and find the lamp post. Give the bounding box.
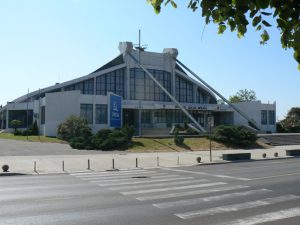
[207,113,214,162]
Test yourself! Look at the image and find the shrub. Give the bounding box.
[10,119,22,134]
[174,128,184,145]
[211,125,257,147]
[57,115,92,141]
[121,125,135,142]
[14,130,22,136]
[31,120,39,135]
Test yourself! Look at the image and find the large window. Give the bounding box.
[130,68,171,101]
[95,104,107,124]
[175,75,194,103]
[268,110,275,125]
[8,110,33,128]
[96,68,125,98]
[196,89,208,104]
[80,104,93,124]
[65,78,94,95]
[261,110,268,125]
[41,106,45,125]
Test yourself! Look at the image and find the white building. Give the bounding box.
[0,42,276,136]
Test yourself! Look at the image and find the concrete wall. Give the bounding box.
[44,91,81,136]
[233,101,276,133]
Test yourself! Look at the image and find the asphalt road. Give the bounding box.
[1,158,300,225]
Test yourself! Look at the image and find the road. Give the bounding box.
[1,158,300,225]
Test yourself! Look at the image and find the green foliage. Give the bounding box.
[91,128,130,151]
[211,125,257,147]
[31,120,39,136]
[229,89,257,103]
[148,0,300,69]
[121,125,135,142]
[57,115,92,141]
[278,107,300,132]
[10,119,22,133]
[174,128,184,145]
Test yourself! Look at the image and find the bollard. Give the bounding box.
[34,161,36,172]
[62,160,65,171]
[196,156,201,163]
[136,158,138,168]
[112,158,115,169]
[157,157,159,167]
[87,159,90,170]
[177,156,180,165]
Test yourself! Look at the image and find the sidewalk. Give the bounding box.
[1,143,300,175]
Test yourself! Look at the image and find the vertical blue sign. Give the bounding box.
[108,93,122,128]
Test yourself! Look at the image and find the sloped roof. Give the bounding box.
[92,54,124,74]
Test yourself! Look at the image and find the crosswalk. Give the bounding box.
[70,169,300,225]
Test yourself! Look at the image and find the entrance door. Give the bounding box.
[123,109,135,126]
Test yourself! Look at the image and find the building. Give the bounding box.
[0,42,276,136]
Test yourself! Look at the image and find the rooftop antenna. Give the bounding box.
[134,29,148,62]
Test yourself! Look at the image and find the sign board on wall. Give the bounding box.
[108,92,122,128]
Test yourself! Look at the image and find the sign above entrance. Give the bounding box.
[108,92,122,129]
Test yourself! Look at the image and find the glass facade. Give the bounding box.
[41,106,45,125]
[175,75,194,103]
[268,110,275,125]
[261,110,268,125]
[80,104,93,124]
[130,68,171,101]
[95,104,107,124]
[96,68,125,98]
[196,88,207,104]
[8,110,33,128]
[65,78,94,95]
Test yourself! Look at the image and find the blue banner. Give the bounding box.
[109,93,122,128]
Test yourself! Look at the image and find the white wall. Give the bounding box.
[44,91,81,136]
[233,101,276,133]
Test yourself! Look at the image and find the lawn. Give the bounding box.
[129,137,266,152]
[0,133,66,143]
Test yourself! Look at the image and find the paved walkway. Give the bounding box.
[0,139,299,174]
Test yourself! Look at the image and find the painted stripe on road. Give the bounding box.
[91,174,180,185]
[121,182,226,195]
[96,176,190,187]
[250,172,300,180]
[161,168,251,181]
[217,207,300,225]
[176,195,299,219]
[70,169,147,176]
[110,179,208,191]
[75,171,157,179]
[136,185,249,201]
[153,189,272,209]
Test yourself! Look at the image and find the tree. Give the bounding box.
[57,115,92,141]
[229,89,257,103]
[147,0,300,69]
[10,120,22,133]
[279,107,300,132]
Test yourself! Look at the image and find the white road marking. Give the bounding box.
[161,168,251,181]
[153,189,272,209]
[92,175,181,185]
[250,172,300,180]
[70,169,147,176]
[176,195,299,219]
[218,207,300,225]
[75,171,157,179]
[121,182,226,195]
[136,185,249,201]
[95,176,194,187]
[109,179,208,191]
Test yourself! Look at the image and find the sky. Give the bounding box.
[0,0,299,120]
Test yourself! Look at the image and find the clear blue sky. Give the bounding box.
[0,0,299,120]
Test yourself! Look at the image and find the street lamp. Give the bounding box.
[207,113,214,162]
